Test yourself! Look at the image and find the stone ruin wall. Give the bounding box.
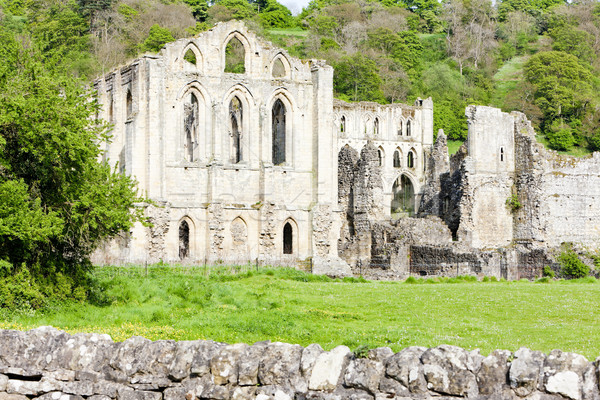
[337,105,600,280]
[1,327,599,400]
[513,114,600,249]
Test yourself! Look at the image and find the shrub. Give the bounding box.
[559,250,589,279]
[405,276,418,284]
[543,266,555,278]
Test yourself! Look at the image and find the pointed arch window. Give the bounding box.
[500,147,504,162]
[398,120,403,136]
[225,36,246,73]
[184,48,197,65]
[407,151,415,168]
[374,117,380,136]
[179,220,190,260]
[377,149,383,167]
[184,93,199,162]
[391,175,415,216]
[283,222,293,254]
[406,119,412,136]
[393,150,401,168]
[272,58,286,78]
[272,99,286,165]
[230,96,243,163]
[340,115,346,134]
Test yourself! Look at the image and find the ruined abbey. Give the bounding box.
[93,21,600,279]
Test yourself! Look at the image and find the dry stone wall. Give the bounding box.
[2,327,600,400]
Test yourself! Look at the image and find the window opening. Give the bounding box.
[230,96,243,163]
[378,149,383,167]
[407,151,414,168]
[393,150,401,168]
[179,220,190,259]
[272,58,286,78]
[406,119,411,136]
[340,116,346,133]
[184,93,199,162]
[272,99,286,165]
[500,147,504,162]
[184,48,197,65]
[391,175,415,217]
[283,222,293,254]
[374,117,379,136]
[126,89,132,119]
[398,120,403,136]
[224,36,246,73]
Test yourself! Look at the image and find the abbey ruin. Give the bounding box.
[93,21,600,279]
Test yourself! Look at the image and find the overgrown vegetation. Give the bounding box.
[559,248,590,278]
[2,266,600,358]
[0,15,143,309]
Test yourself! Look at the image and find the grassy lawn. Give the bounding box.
[267,28,309,37]
[1,267,600,359]
[491,55,529,109]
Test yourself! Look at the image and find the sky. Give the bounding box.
[278,0,311,15]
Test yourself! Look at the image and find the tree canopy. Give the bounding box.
[0,23,143,308]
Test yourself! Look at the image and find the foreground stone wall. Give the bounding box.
[1,327,599,400]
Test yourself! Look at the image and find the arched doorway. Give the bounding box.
[179,220,190,259]
[391,175,415,217]
[283,222,293,254]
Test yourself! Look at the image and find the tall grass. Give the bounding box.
[1,267,600,358]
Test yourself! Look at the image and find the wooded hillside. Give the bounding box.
[3,0,600,152]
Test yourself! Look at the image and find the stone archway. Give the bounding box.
[391,174,415,217]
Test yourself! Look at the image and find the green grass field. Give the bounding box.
[267,28,309,37]
[492,55,529,109]
[2,267,600,359]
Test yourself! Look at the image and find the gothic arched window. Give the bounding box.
[184,93,199,162]
[230,96,243,163]
[272,99,286,165]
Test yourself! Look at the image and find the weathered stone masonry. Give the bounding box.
[1,327,599,400]
[93,20,600,279]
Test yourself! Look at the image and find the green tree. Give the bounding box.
[497,0,566,22]
[258,0,294,28]
[524,51,593,121]
[141,24,175,52]
[27,0,95,76]
[333,53,385,103]
[183,0,209,21]
[0,27,142,302]
[548,26,595,64]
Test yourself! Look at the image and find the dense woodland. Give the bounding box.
[2,0,600,149]
[1,0,600,306]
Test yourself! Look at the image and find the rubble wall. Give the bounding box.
[1,327,600,400]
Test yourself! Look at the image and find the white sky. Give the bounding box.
[279,0,311,15]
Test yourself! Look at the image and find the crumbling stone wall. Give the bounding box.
[419,129,450,217]
[1,327,599,400]
[145,203,171,263]
[337,142,386,268]
[513,113,600,248]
